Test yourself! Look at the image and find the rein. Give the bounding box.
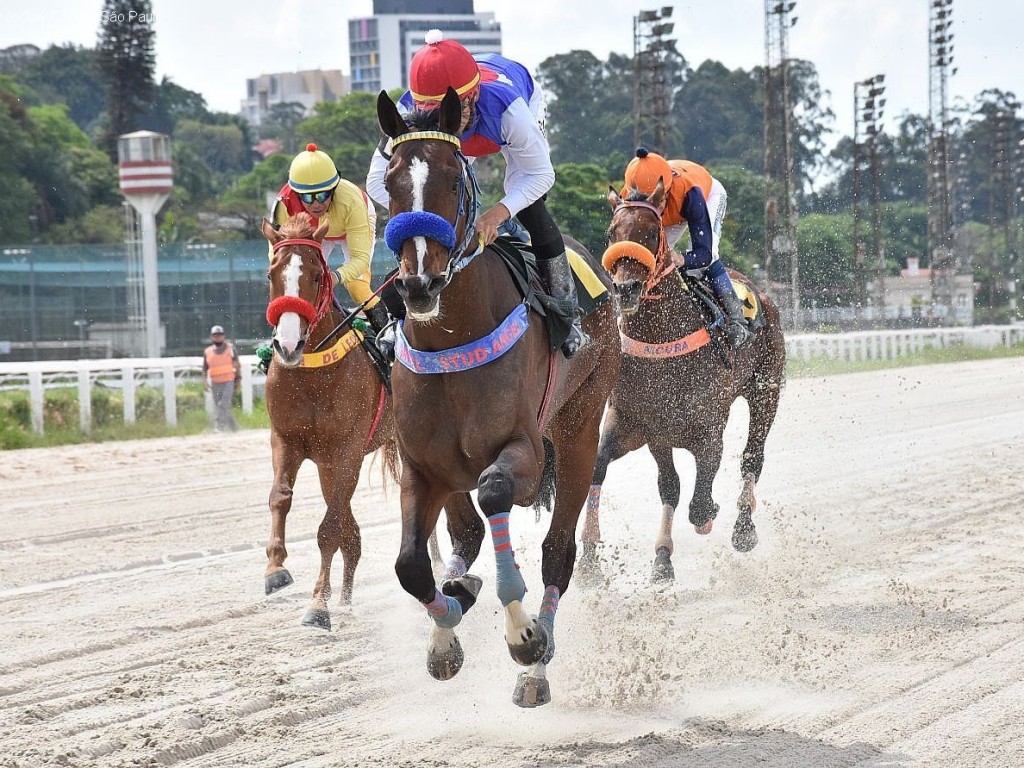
[266,237,334,329]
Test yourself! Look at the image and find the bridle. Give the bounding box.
[265,237,334,330]
[609,200,677,299]
[383,130,483,291]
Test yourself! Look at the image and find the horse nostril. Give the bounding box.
[427,276,446,295]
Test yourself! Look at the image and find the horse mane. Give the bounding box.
[623,189,652,203]
[278,212,317,239]
[406,108,441,130]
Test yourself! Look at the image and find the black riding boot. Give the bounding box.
[718,288,753,349]
[538,253,589,358]
[364,302,396,360]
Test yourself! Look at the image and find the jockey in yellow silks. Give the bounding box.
[271,143,391,335]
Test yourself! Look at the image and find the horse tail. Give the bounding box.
[532,438,557,517]
[381,437,401,488]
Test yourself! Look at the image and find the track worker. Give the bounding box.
[203,325,241,432]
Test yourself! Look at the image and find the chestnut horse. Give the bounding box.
[376,88,621,707]
[581,188,786,583]
[261,213,468,629]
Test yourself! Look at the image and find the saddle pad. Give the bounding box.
[733,280,764,327]
[490,236,610,352]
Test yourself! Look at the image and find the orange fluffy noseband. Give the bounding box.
[602,240,656,274]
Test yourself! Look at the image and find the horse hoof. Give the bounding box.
[441,574,484,614]
[694,520,714,535]
[513,673,551,708]
[427,635,464,680]
[651,547,674,583]
[575,545,603,589]
[265,569,294,595]
[300,608,331,631]
[732,513,758,552]
[508,621,549,666]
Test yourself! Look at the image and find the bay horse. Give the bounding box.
[581,187,786,584]
[261,213,467,629]
[376,88,621,707]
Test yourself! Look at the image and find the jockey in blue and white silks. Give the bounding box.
[365,30,588,358]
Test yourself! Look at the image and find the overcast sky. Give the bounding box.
[2,0,1021,148]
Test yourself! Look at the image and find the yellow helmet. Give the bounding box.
[288,143,340,194]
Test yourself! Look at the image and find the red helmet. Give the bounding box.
[409,29,480,105]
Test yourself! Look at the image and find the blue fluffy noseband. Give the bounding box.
[384,211,457,253]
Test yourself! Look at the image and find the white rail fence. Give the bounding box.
[1,325,1021,436]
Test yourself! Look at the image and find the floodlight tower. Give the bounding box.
[633,7,676,152]
[928,0,956,324]
[854,75,887,323]
[763,0,799,324]
[117,131,172,357]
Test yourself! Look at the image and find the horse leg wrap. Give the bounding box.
[489,512,526,606]
[425,588,463,629]
[538,585,560,665]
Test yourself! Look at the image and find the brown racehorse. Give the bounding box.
[260,213,472,629]
[581,188,786,584]
[376,88,621,708]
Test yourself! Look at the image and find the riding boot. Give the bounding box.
[717,287,753,349]
[538,253,589,358]
[364,302,396,361]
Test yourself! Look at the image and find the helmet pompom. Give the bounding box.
[636,147,649,158]
[425,29,444,45]
[306,143,318,152]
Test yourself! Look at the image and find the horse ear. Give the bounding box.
[377,90,408,139]
[607,185,622,210]
[261,217,281,243]
[312,221,329,243]
[438,87,463,135]
[650,178,668,211]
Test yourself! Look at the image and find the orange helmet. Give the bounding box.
[623,147,673,195]
[409,29,480,105]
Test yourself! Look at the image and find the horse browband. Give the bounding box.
[391,130,461,150]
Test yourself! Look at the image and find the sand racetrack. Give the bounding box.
[1,357,1022,767]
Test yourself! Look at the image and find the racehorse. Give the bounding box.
[376,87,621,707]
[581,186,786,584]
[260,213,467,629]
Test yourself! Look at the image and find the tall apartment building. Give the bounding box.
[240,69,349,127]
[349,0,502,94]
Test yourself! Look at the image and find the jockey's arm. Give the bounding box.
[496,98,555,219]
[366,137,391,209]
[332,183,373,283]
[679,187,714,270]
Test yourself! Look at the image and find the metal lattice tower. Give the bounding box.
[633,7,676,153]
[763,0,799,322]
[928,0,956,324]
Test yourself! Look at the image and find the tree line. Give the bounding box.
[0,0,1020,320]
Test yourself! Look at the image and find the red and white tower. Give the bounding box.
[117,131,173,357]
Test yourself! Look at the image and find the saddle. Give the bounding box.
[489,237,611,353]
[686,273,765,330]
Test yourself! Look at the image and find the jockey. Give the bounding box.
[271,143,391,338]
[365,30,588,358]
[621,148,752,349]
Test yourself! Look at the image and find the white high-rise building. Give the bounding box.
[349,0,502,94]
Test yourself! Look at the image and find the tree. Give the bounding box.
[260,102,307,155]
[95,0,156,158]
[297,92,382,183]
[18,45,105,134]
[536,51,636,177]
[547,162,614,255]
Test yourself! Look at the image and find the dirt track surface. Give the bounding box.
[1,358,1022,767]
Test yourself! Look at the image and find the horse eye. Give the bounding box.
[266,272,272,281]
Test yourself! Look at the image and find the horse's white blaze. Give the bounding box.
[409,158,431,275]
[275,254,304,354]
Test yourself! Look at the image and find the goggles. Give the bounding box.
[298,189,334,205]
